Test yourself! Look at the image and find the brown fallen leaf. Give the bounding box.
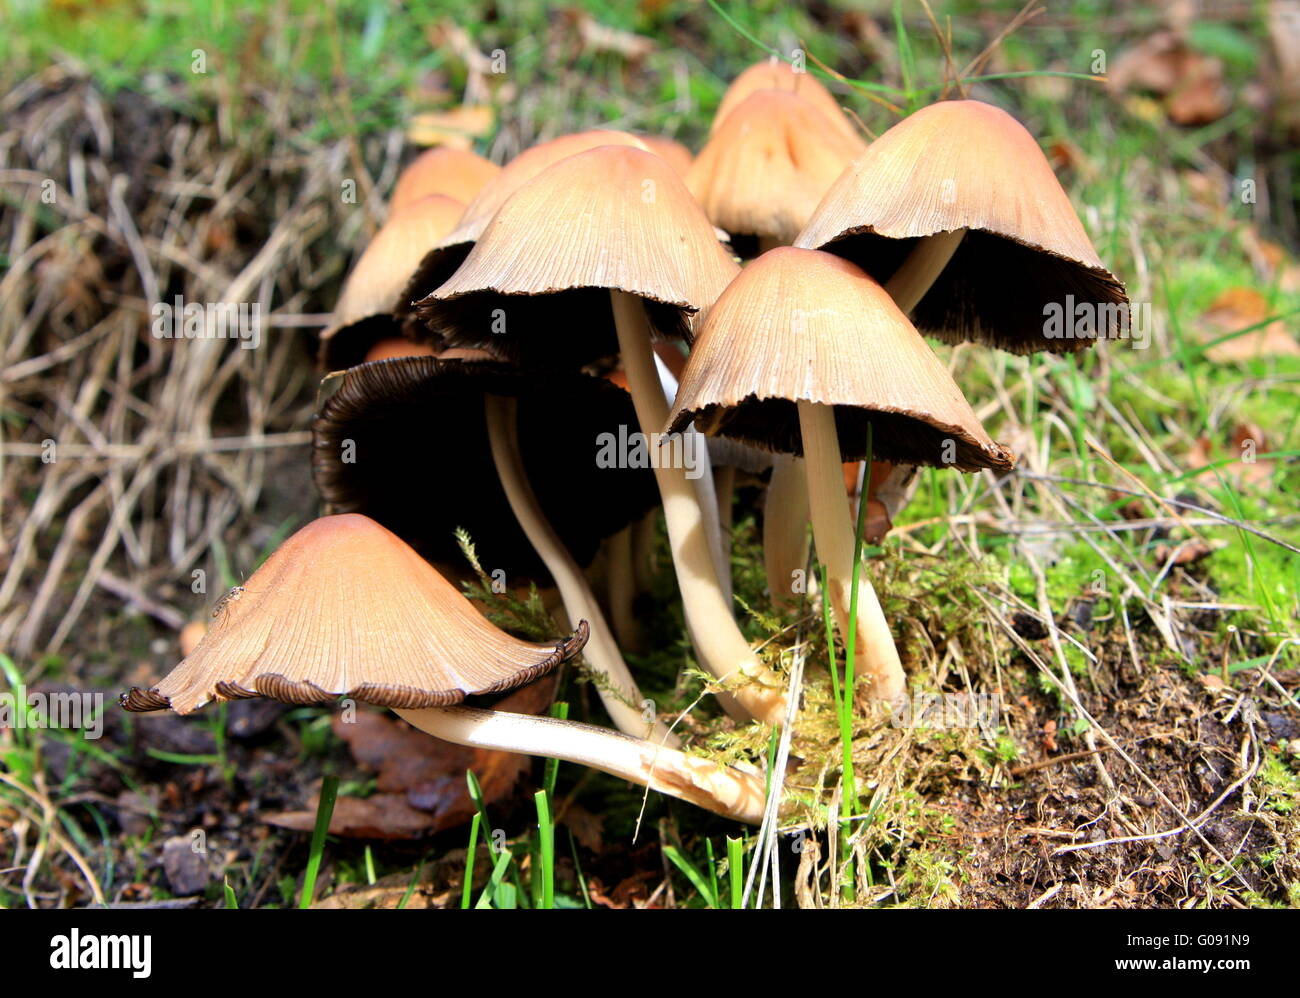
[558,803,604,853]
[1271,0,1300,135]
[1239,226,1300,292]
[266,676,557,839]
[1199,286,1300,361]
[266,793,438,840]
[1107,30,1228,126]
[566,10,655,61]
[1153,539,1215,566]
[1188,423,1274,490]
[313,871,455,909]
[406,106,494,150]
[588,869,658,909]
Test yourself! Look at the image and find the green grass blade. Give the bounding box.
[298,773,338,909]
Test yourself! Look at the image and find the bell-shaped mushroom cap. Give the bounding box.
[666,247,1015,471]
[637,134,693,177]
[312,354,659,580]
[712,59,853,137]
[398,131,653,324]
[321,194,465,371]
[795,99,1127,354]
[389,147,500,215]
[688,89,867,247]
[120,514,588,715]
[418,145,740,368]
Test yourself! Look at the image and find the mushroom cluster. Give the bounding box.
[122,60,1127,826]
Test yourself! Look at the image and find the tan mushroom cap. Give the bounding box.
[667,247,1015,471]
[397,131,654,324]
[120,514,588,715]
[418,145,740,367]
[712,59,854,138]
[389,147,500,215]
[688,89,867,246]
[320,194,465,370]
[795,99,1128,354]
[637,134,694,177]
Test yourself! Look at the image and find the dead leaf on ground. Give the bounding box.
[1199,287,1300,361]
[1108,30,1228,126]
[1153,539,1216,567]
[313,870,455,909]
[558,803,604,852]
[588,869,658,909]
[265,676,556,839]
[565,10,656,61]
[1271,0,1300,134]
[406,106,494,150]
[1187,423,1274,490]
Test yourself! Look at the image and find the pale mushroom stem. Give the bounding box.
[868,227,968,534]
[631,511,657,593]
[763,454,811,611]
[885,228,967,314]
[655,356,732,610]
[605,526,640,651]
[713,463,735,615]
[797,400,906,704]
[394,706,767,824]
[610,290,786,724]
[484,393,679,746]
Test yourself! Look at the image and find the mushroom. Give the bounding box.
[388,147,500,215]
[320,193,465,371]
[795,99,1128,351]
[689,85,866,610]
[795,99,1128,539]
[396,130,656,335]
[312,353,671,742]
[667,248,1014,704]
[710,58,854,141]
[418,145,787,724]
[688,89,866,252]
[121,515,766,823]
[635,134,694,178]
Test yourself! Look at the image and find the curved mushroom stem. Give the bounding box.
[610,290,786,724]
[605,526,641,651]
[763,454,811,610]
[797,400,906,704]
[484,393,679,746]
[394,706,767,824]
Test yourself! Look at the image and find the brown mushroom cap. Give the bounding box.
[389,147,501,215]
[711,59,854,138]
[417,145,740,368]
[666,247,1014,471]
[320,194,465,370]
[312,354,659,580]
[397,131,653,326]
[120,514,588,715]
[688,89,867,248]
[795,99,1127,354]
